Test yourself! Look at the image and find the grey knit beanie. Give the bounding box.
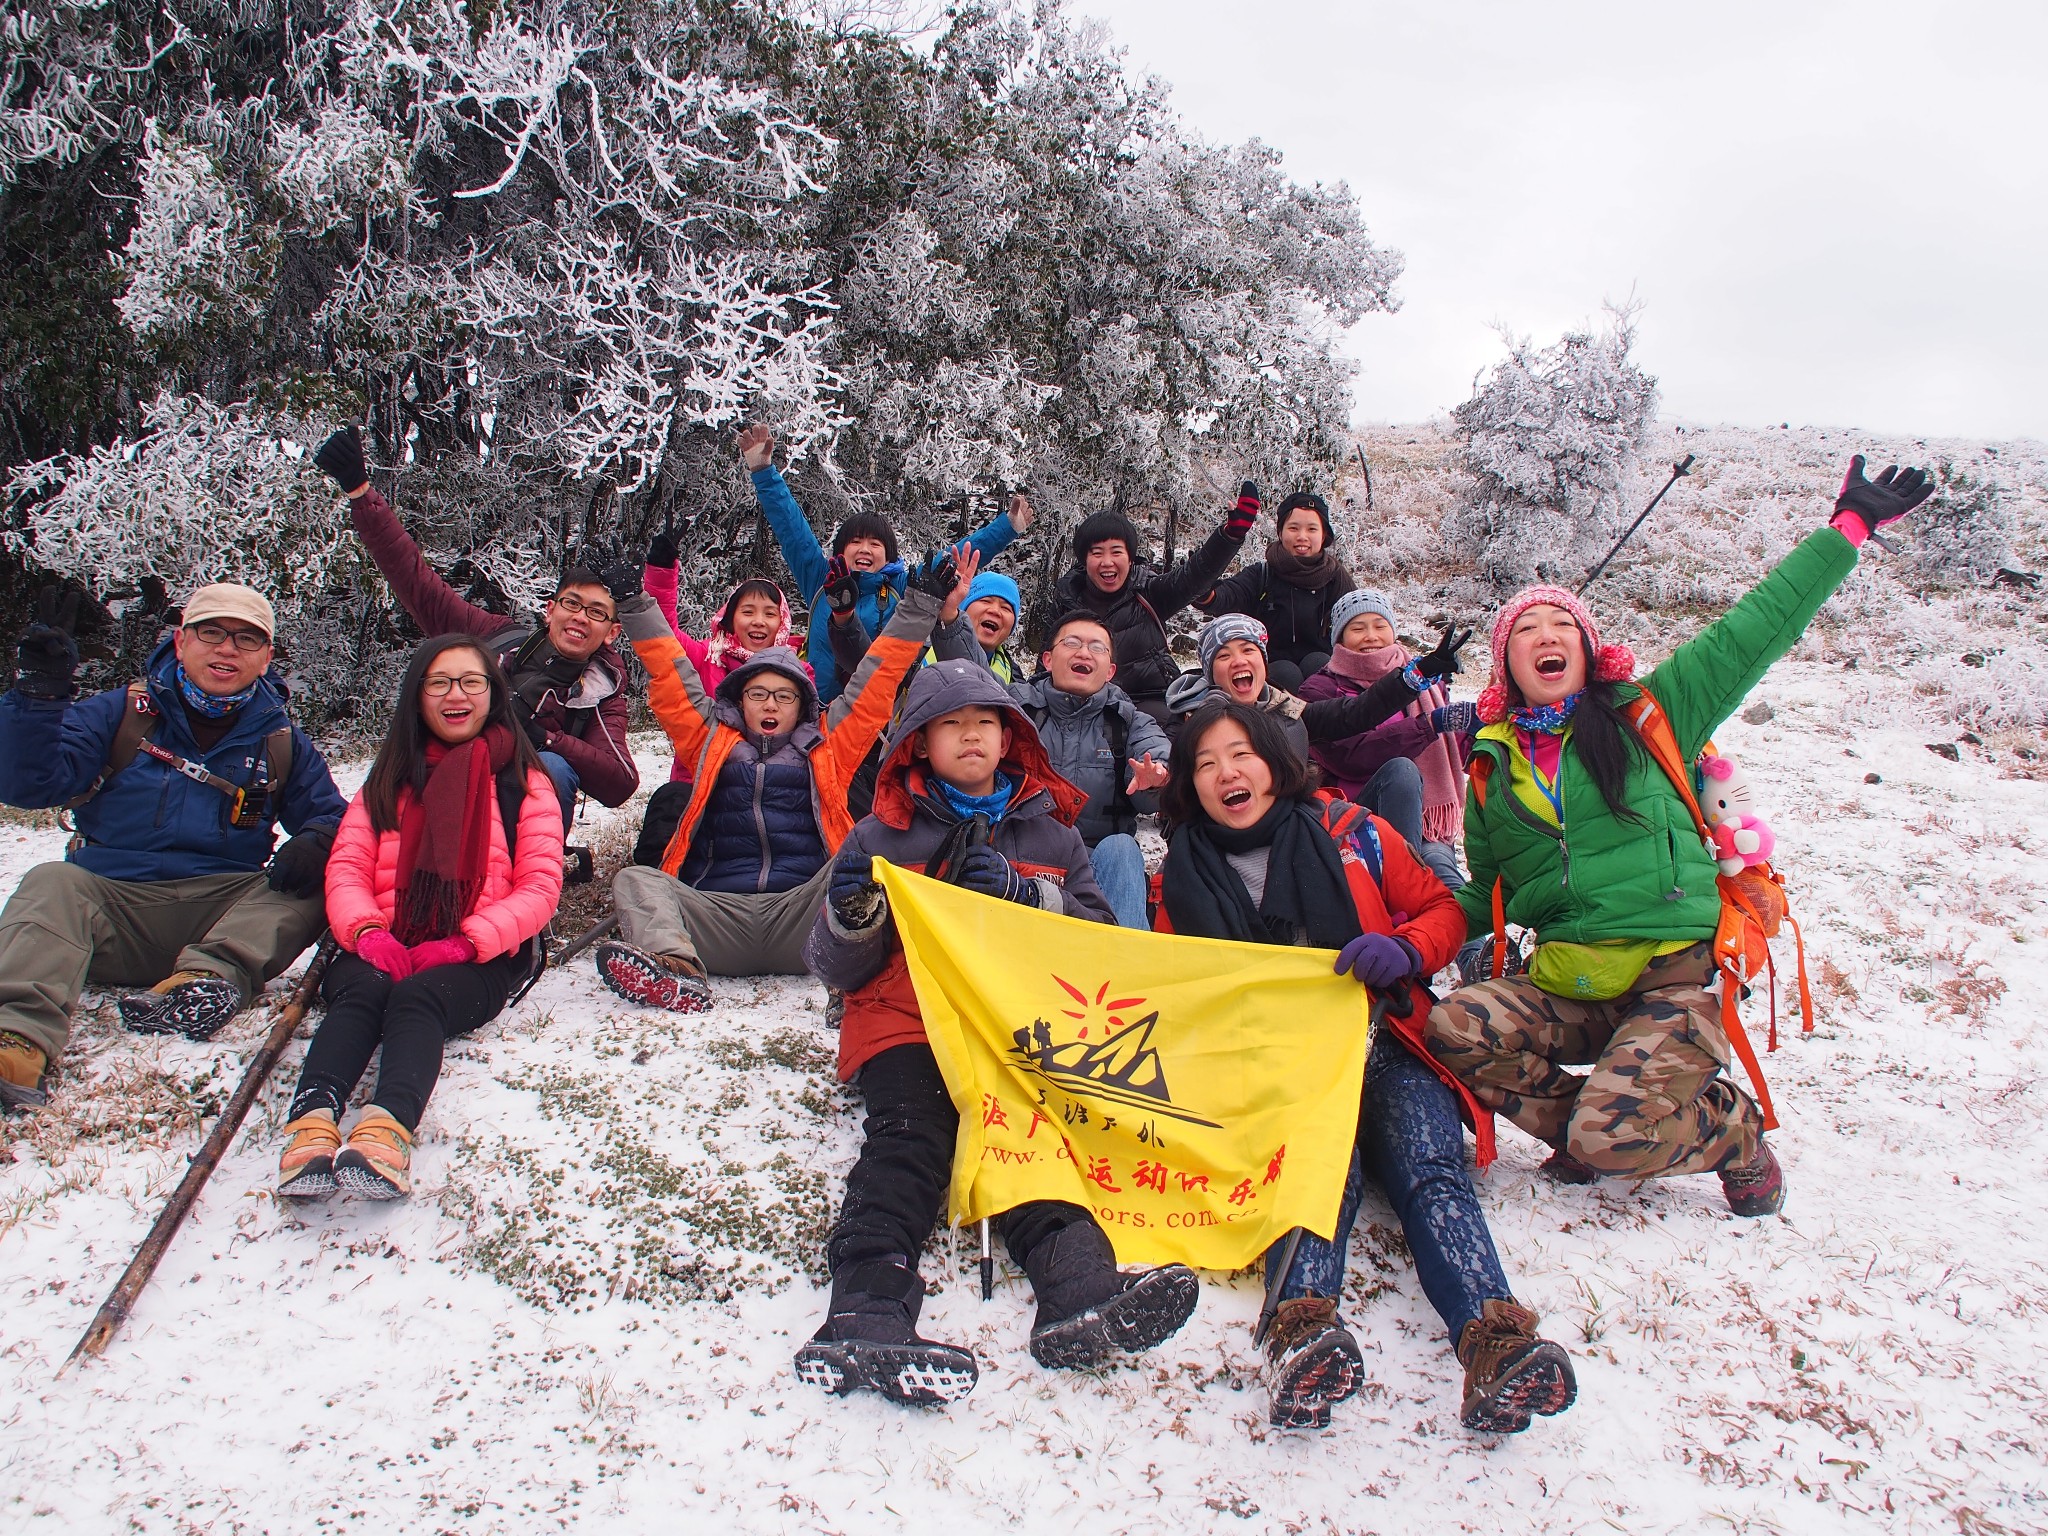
[1198,612,1269,678]
[1330,588,1397,647]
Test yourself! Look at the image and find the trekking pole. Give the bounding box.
[550,913,618,968]
[1578,454,1696,594]
[979,1219,994,1301]
[62,935,337,1374]
[1355,444,1374,512]
[1254,1228,1306,1345]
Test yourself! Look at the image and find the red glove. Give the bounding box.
[356,928,415,981]
[407,935,478,973]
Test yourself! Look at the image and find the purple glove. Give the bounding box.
[407,935,477,972]
[356,928,415,981]
[1334,933,1420,990]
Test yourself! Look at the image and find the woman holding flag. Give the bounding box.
[1154,698,1575,1435]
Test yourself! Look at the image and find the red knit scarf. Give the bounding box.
[1326,643,1467,843]
[392,723,513,944]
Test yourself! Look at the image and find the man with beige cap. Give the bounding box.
[0,581,346,1112]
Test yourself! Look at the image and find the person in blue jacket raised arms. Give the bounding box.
[0,583,346,1113]
[739,424,1034,705]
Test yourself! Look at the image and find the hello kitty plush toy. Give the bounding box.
[1698,755,1775,876]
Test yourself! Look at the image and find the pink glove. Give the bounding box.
[407,935,478,973]
[355,928,415,981]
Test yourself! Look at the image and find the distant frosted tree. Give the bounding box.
[1905,463,2018,590]
[1448,305,1659,592]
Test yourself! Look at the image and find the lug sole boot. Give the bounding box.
[1264,1295,1365,1429]
[594,941,712,1014]
[0,1031,49,1113]
[1023,1222,1197,1369]
[277,1111,344,1199]
[1457,1299,1577,1434]
[1720,1139,1785,1217]
[793,1258,979,1406]
[334,1108,414,1200]
[118,972,245,1040]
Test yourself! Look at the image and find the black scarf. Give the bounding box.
[1161,798,1363,949]
[1263,540,1352,593]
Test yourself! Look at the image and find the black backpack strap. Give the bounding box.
[494,762,550,994]
[1105,699,1134,830]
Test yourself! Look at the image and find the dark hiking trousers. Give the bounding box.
[289,950,518,1132]
[1266,1028,1514,1343]
[826,1042,1092,1274]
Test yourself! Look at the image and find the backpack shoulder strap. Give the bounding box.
[1624,685,1708,839]
[1105,699,1133,826]
[496,763,526,856]
[262,726,294,789]
[64,681,159,812]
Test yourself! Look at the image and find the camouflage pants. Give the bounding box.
[1423,944,1762,1179]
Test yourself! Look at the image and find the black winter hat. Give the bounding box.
[1275,491,1335,547]
[1072,510,1143,565]
[832,511,900,565]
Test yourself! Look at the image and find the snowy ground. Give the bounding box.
[3,666,2048,1535]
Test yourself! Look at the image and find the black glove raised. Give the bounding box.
[911,548,961,601]
[598,558,640,607]
[267,826,334,898]
[646,528,678,570]
[1412,623,1474,682]
[312,427,368,494]
[14,585,81,702]
[1833,455,1934,537]
[822,554,861,622]
[1224,480,1261,540]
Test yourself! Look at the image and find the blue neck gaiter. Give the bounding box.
[176,665,258,719]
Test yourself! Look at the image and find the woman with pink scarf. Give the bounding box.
[1299,589,1478,891]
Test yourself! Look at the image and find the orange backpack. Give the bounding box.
[1468,684,1812,1130]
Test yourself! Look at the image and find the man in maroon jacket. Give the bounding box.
[313,429,639,827]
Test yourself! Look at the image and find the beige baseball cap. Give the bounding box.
[181,583,275,640]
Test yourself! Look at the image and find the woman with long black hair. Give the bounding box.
[276,636,564,1200]
[1154,699,1575,1435]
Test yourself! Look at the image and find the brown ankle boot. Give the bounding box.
[1263,1295,1364,1429]
[1456,1299,1576,1433]
[0,1030,49,1113]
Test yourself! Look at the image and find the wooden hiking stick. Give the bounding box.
[62,936,337,1373]
[550,913,617,969]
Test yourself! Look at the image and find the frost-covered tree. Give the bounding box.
[1447,305,1659,593]
[1904,462,2018,591]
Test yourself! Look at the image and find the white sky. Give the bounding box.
[1077,0,2048,439]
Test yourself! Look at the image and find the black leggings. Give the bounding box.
[289,950,517,1132]
[827,1042,1091,1275]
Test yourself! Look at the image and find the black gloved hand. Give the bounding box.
[1413,624,1474,682]
[1833,454,1934,537]
[312,427,368,494]
[1224,480,1261,540]
[822,554,861,623]
[267,826,335,898]
[598,557,640,607]
[829,844,885,928]
[953,843,1038,906]
[511,696,550,750]
[646,527,678,570]
[14,585,81,702]
[911,548,961,602]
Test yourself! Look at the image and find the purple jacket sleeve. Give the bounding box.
[349,487,505,640]
[543,672,640,807]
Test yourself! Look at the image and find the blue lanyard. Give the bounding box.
[1520,728,1565,823]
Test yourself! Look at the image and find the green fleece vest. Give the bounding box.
[1455,526,1858,946]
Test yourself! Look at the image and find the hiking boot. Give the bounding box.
[1720,1139,1785,1217]
[333,1108,413,1200]
[0,1031,49,1114]
[277,1110,343,1200]
[594,940,712,1014]
[1263,1295,1365,1430]
[1456,1299,1576,1434]
[793,1257,979,1406]
[1541,1144,1602,1185]
[118,972,244,1040]
[1022,1222,1197,1369]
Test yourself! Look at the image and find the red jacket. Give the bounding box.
[1153,798,1494,1165]
[351,487,639,806]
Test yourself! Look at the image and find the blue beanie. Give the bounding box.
[1330,588,1396,647]
[963,570,1020,617]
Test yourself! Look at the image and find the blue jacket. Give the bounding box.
[0,639,346,883]
[752,465,1021,705]
[682,741,829,895]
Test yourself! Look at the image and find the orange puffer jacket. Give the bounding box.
[324,767,565,961]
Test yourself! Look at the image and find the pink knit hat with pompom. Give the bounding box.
[1474,585,1636,723]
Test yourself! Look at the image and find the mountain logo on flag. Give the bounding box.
[1007,977,1222,1128]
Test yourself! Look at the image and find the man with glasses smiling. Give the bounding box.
[0,583,346,1111]
[1006,611,1172,928]
[311,427,640,830]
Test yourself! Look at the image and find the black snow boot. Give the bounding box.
[1022,1222,1197,1369]
[793,1257,979,1406]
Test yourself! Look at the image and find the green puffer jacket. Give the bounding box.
[1457,527,1858,944]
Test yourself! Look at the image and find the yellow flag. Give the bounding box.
[874,861,1373,1271]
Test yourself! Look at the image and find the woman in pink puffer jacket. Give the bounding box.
[277,636,564,1202]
